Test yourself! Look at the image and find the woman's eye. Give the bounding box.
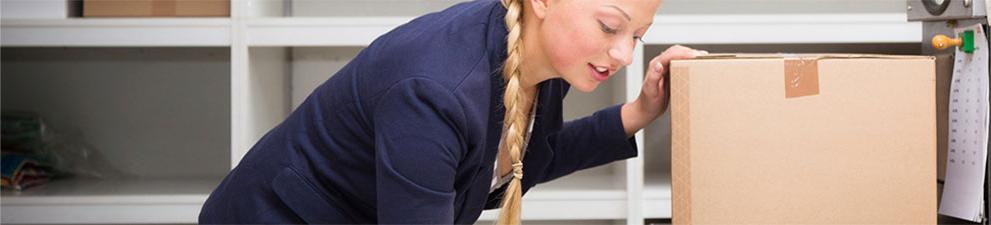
[598,20,618,34]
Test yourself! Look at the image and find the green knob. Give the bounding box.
[960,30,975,53]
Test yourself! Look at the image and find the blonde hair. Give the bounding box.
[496,0,528,224]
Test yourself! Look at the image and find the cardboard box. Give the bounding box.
[670,54,937,224]
[83,0,229,17]
[933,54,953,205]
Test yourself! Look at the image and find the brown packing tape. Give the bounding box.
[151,0,176,17]
[784,58,820,98]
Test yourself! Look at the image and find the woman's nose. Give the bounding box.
[608,41,634,67]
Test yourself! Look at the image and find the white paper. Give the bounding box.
[940,24,990,223]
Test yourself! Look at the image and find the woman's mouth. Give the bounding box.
[588,63,610,81]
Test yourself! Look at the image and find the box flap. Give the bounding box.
[685,53,933,61]
[672,53,934,99]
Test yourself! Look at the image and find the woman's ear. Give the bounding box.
[528,0,549,19]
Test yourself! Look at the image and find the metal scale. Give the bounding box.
[908,0,990,224]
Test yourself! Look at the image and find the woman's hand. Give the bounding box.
[621,45,707,136]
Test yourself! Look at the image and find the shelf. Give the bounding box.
[478,173,628,221]
[245,17,413,46]
[0,18,231,47]
[242,13,920,47]
[643,174,672,219]
[1,177,222,224]
[1,47,231,224]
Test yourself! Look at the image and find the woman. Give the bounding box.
[199,0,704,224]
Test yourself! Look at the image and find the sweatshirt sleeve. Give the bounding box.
[541,103,639,183]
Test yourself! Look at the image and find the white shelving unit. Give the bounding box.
[1,178,219,224]
[0,18,231,47]
[244,17,411,46]
[0,0,922,224]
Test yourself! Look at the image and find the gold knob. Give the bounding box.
[932,34,962,50]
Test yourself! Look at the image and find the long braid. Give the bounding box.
[496,0,528,224]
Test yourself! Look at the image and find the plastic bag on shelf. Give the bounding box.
[1,111,123,191]
[1,152,53,191]
[42,125,125,179]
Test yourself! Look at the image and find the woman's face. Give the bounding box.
[533,0,660,92]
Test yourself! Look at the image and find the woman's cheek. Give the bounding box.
[548,43,580,75]
[545,23,599,78]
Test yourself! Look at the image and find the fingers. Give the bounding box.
[645,45,707,98]
[643,56,665,97]
[661,45,706,65]
[656,57,667,96]
[672,44,708,56]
